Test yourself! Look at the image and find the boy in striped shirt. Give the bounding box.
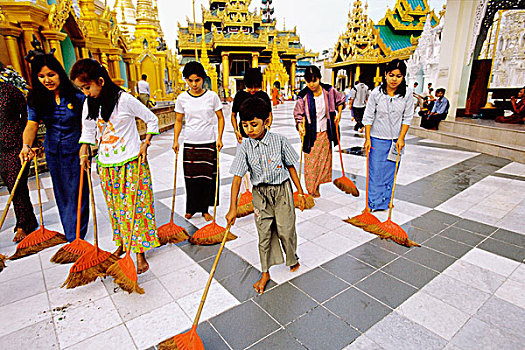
[226,96,305,294]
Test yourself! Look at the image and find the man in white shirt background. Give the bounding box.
[348,79,369,132]
[136,74,150,106]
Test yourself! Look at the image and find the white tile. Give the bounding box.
[48,280,109,310]
[509,264,525,284]
[64,325,136,350]
[443,260,505,294]
[229,240,260,267]
[0,253,42,283]
[0,319,57,350]
[0,271,45,307]
[296,220,330,241]
[0,292,51,337]
[176,282,239,321]
[343,335,384,349]
[296,241,336,268]
[267,263,312,284]
[158,262,211,300]
[147,245,196,278]
[224,227,257,249]
[495,278,525,310]
[312,231,362,255]
[54,296,122,349]
[398,292,470,340]
[42,263,75,291]
[462,249,520,277]
[126,301,191,349]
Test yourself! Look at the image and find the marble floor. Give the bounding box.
[0,101,523,350]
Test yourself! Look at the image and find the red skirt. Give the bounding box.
[304,131,332,194]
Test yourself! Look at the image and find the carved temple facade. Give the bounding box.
[327,0,440,91]
[177,0,306,98]
[0,0,182,102]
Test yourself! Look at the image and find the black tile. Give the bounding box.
[220,266,277,303]
[286,306,360,350]
[491,229,525,247]
[356,271,417,308]
[453,219,497,236]
[199,250,251,281]
[247,329,306,350]
[404,246,456,272]
[478,238,525,263]
[440,226,486,246]
[424,236,472,259]
[181,243,220,263]
[198,321,231,350]
[209,301,280,350]
[347,243,398,269]
[254,282,318,325]
[381,257,438,289]
[324,287,391,332]
[322,254,376,285]
[290,268,349,303]
[370,237,411,255]
[408,216,449,234]
[422,210,461,226]
[400,225,435,244]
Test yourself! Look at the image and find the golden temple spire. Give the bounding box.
[113,0,136,36]
[136,0,156,28]
[200,26,218,92]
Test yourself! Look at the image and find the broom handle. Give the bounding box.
[192,223,232,327]
[335,121,346,175]
[33,153,44,226]
[365,149,370,210]
[170,152,178,223]
[126,156,143,256]
[387,152,400,220]
[299,117,305,180]
[0,160,28,231]
[86,167,98,247]
[212,148,219,223]
[75,165,85,241]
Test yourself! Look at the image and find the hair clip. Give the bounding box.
[24,35,56,63]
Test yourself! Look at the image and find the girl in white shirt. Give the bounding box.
[172,61,225,220]
[73,59,159,274]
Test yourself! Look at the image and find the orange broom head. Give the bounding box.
[158,222,190,246]
[371,218,420,247]
[106,254,145,294]
[293,191,315,209]
[236,190,254,218]
[158,325,204,350]
[0,254,6,271]
[9,226,67,260]
[333,176,360,197]
[62,246,120,289]
[51,238,93,264]
[189,222,237,245]
[344,209,381,228]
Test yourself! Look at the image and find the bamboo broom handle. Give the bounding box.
[365,149,370,211]
[0,160,28,231]
[387,152,400,220]
[192,223,232,326]
[170,152,179,223]
[335,121,346,175]
[74,165,85,241]
[212,148,220,223]
[86,168,98,247]
[299,118,305,179]
[33,153,44,226]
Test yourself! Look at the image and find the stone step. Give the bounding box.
[410,116,525,163]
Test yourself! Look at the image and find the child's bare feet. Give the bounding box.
[184,213,194,219]
[136,253,149,274]
[203,213,213,221]
[113,244,124,257]
[253,272,270,294]
[290,262,300,272]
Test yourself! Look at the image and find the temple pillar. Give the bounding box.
[100,53,109,70]
[222,52,230,97]
[74,46,81,60]
[81,47,89,58]
[355,64,361,82]
[109,54,124,86]
[0,27,23,75]
[331,69,336,86]
[252,52,259,68]
[290,60,296,92]
[374,66,381,87]
[41,30,68,66]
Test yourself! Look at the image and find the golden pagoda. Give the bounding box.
[263,38,289,95]
[0,0,180,101]
[177,0,306,98]
[327,0,440,89]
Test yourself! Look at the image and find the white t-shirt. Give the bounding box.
[175,90,223,144]
[136,80,150,95]
[314,93,327,132]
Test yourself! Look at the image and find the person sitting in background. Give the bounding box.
[420,88,449,130]
[495,86,525,124]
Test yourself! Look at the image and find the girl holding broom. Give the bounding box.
[172,61,225,221]
[362,59,414,212]
[293,65,345,198]
[71,59,160,274]
[19,51,89,243]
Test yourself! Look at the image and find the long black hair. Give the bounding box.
[70,58,124,122]
[27,54,82,115]
[380,59,407,98]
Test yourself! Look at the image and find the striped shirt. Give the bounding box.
[230,131,299,186]
[362,86,414,139]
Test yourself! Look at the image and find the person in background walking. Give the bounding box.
[348,79,369,132]
[136,74,150,106]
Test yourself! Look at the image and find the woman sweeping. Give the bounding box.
[172,61,225,221]
[293,65,344,198]
[19,52,89,243]
[71,59,160,274]
[363,59,414,211]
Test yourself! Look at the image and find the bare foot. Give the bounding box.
[253,272,270,294]
[113,245,124,257]
[290,262,300,272]
[185,213,194,219]
[203,213,213,221]
[13,228,27,243]
[312,189,320,198]
[136,253,149,274]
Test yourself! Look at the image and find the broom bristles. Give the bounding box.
[51,239,93,264]
[62,247,119,289]
[106,255,145,294]
[158,222,190,245]
[189,222,237,245]
[9,228,67,260]
[344,210,381,228]
[333,176,360,197]
[293,191,315,209]
[158,326,203,350]
[370,219,420,247]
[236,191,254,217]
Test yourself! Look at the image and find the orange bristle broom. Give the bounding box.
[189,149,237,245]
[365,153,420,247]
[344,148,381,228]
[157,152,190,245]
[293,126,315,209]
[106,157,145,294]
[51,164,93,264]
[333,121,359,197]
[236,175,254,217]
[62,167,119,289]
[9,154,67,260]
[158,224,232,350]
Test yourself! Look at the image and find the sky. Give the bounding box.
[109,0,447,53]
